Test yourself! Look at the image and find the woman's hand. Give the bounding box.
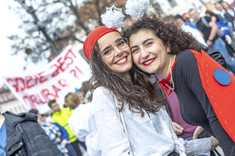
[207,40,213,46]
[193,126,204,139]
[210,136,219,150]
[172,121,184,135]
[61,139,68,147]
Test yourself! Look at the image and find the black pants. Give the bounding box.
[78,140,87,151]
[71,140,83,156]
[222,37,235,57]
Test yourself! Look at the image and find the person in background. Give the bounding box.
[189,8,235,74]
[48,99,82,156]
[221,1,235,31]
[205,10,232,39]
[171,13,228,69]
[232,0,235,15]
[75,88,86,104]
[65,92,100,156]
[124,14,235,155]
[215,2,228,25]
[29,109,69,156]
[205,10,235,60]
[81,81,93,103]
[182,12,191,23]
[0,111,64,156]
[174,14,207,46]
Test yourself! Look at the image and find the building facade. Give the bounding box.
[150,0,229,15]
[0,86,26,114]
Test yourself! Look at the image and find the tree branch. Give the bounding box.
[94,0,102,26]
[68,0,90,35]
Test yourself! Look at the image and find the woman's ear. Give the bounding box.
[166,44,171,54]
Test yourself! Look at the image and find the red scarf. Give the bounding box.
[159,57,177,96]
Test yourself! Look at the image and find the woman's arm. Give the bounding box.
[193,126,204,139]
[177,50,235,155]
[184,137,211,155]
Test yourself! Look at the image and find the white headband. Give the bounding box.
[101,0,150,29]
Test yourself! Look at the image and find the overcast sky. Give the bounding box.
[0,1,48,86]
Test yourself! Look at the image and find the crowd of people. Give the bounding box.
[1,1,235,156]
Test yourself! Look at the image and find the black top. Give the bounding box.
[3,111,64,156]
[173,50,235,155]
[196,16,218,41]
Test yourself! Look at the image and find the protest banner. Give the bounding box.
[3,45,92,113]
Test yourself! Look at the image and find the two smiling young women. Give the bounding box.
[83,15,226,155]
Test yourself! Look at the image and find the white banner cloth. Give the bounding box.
[3,46,92,113]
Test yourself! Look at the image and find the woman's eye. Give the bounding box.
[118,41,125,47]
[131,49,138,53]
[146,42,153,46]
[103,50,111,55]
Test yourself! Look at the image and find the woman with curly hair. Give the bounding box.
[82,25,218,155]
[124,15,235,155]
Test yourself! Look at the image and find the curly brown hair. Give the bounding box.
[90,37,166,117]
[123,14,199,55]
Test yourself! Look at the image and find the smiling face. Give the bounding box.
[98,31,132,78]
[50,102,60,112]
[129,29,171,79]
[189,9,200,22]
[216,3,224,11]
[222,2,230,10]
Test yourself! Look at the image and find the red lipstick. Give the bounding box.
[142,58,156,66]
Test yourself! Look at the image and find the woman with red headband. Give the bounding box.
[83,26,218,156]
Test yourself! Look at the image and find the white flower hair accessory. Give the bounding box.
[125,0,149,18]
[101,5,125,29]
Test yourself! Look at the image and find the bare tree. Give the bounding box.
[8,0,125,66]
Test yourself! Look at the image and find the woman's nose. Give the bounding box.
[140,48,149,59]
[114,46,123,57]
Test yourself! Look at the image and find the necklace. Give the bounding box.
[159,55,177,96]
[168,55,176,91]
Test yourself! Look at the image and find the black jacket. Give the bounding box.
[197,43,228,69]
[3,111,64,156]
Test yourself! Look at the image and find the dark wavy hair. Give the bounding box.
[205,10,220,22]
[123,14,198,87]
[123,14,198,55]
[90,34,166,116]
[122,15,198,108]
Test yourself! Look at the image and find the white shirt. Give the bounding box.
[216,10,226,19]
[227,9,234,17]
[69,103,101,156]
[92,87,211,156]
[181,24,208,46]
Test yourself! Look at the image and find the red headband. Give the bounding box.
[83,26,118,61]
[182,12,188,18]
